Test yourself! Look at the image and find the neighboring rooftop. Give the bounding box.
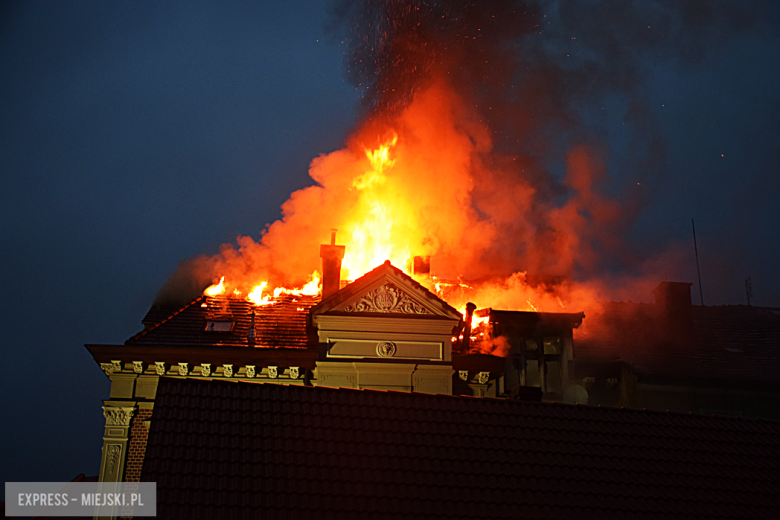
[143,377,780,519]
[575,302,780,390]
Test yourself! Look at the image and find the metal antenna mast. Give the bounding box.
[692,218,705,306]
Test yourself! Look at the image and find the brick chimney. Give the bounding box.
[320,229,345,299]
[652,281,693,321]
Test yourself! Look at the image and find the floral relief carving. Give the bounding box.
[132,361,144,374]
[178,362,189,376]
[342,283,431,314]
[154,362,166,376]
[107,444,121,474]
[201,363,211,377]
[103,406,136,426]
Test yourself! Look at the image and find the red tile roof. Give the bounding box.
[575,303,780,389]
[142,377,780,519]
[127,294,319,349]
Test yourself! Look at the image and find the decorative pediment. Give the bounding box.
[342,282,432,315]
[312,261,463,321]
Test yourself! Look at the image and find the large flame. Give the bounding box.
[193,81,618,317]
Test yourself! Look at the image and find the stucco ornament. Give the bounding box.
[103,406,136,426]
[289,366,300,379]
[178,362,189,376]
[107,444,121,474]
[459,370,469,381]
[245,365,256,378]
[132,361,144,374]
[376,341,397,357]
[200,363,211,376]
[268,366,278,379]
[154,362,166,375]
[343,283,430,314]
[477,371,490,384]
[100,360,123,375]
[223,364,233,378]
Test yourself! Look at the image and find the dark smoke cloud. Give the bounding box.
[155,0,766,306]
[333,0,764,280]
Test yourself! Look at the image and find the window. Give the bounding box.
[204,320,234,332]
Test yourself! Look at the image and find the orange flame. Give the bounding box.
[187,80,647,322]
[203,277,225,296]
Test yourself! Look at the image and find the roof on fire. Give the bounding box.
[126,293,319,348]
[142,377,780,520]
[575,302,780,389]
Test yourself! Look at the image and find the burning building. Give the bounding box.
[83,1,780,516]
[85,237,780,518]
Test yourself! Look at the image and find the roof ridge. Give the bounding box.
[156,377,780,423]
[313,260,462,318]
[126,295,206,344]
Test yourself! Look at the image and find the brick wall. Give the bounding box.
[124,408,153,482]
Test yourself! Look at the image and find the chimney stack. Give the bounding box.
[412,255,431,277]
[320,229,345,299]
[652,281,693,321]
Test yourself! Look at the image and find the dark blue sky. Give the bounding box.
[1,0,778,488]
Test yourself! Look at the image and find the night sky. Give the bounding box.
[1,1,779,489]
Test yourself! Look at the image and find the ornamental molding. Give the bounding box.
[100,360,123,376]
[245,365,256,378]
[103,406,136,427]
[178,362,189,376]
[154,362,166,376]
[223,364,233,378]
[289,367,300,380]
[106,444,121,474]
[342,282,431,314]
[132,361,144,374]
[477,371,490,385]
[458,370,469,381]
[200,363,211,377]
[267,366,278,379]
[376,341,397,357]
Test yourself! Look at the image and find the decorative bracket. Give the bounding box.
[477,371,490,385]
[267,366,278,379]
[154,362,166,376]
[289,366,300,380]
[100,360,123,376]
[245,365,256,378]
[223,364,233,378]
[132,361,144,374]
[201,363,212,377]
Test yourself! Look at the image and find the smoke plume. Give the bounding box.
[156,0,762,311]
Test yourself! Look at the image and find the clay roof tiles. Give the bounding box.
[142,377,780,519]
[127,293,319,349]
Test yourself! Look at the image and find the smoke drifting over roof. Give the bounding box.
[156,0,765,308]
